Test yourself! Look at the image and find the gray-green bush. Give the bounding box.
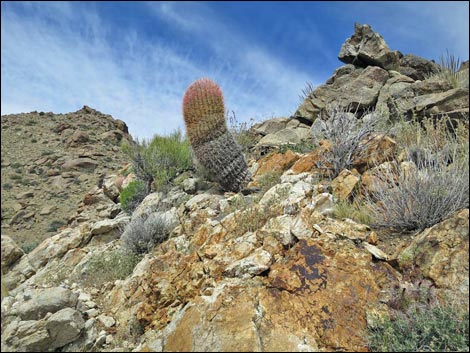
[121,212,173,254]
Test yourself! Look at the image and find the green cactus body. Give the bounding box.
[183,78,250,192]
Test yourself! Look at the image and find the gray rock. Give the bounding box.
[1,235,24,268]
[224,248,272,278]
[252,117,290,136]
[97,314,116,328]
[10,287,78,320]
[338,23,401,70]
[1,308,84,352]
[295,66,389,122]
[398,54,439,80]
[46,308,85,349]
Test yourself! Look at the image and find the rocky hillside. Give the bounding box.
[1,106,133,248]
[1,23,469,352]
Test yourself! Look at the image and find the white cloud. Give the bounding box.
[1,2,315,140]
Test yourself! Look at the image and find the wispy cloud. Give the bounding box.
[1,2,313,140]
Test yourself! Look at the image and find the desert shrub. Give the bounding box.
[366,117,469,231]
[312,105,383,178]
[298,81,315,104]
[81,249,141,287]
[122,130,193,193]
[278,140,316,154]
[333,199,372,225]
[366,147,468,231]
[21,242,39,254]
[227,111,258,154]
[47,220,66,233]
[2,183,12,190]
[427,50,464,89]
[121,212,173,254]
[120,180,148,214]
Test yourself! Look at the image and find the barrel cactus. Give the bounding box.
[182,78,250,192]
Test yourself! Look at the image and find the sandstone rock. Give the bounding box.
[261,215,296,246]
[254,150,299,177]
[338,23,401,70]
[224,248,272,278]
[90,214,130,236]
[397,209,469,305]
[256,128,301,147]
[97,314,116,328]
[1,235,24,268]
[45,308,85,349]
[182,178,198,194]
[39,205,56,215]
[352,134,396,173]
[311,193,336,216]
[102,174,120,202]
[330,169,360,201]
[68,131,89,146]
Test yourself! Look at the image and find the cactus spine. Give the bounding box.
[183,78,250,192]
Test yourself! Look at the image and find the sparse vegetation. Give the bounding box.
[47,220,66,233]
[121,212,173,254]
[120,180,148,214]
[227,111,258,154]
[298,81,315,104]
[368,282,469,352]
[122,130,193,193]
[81,249,142,287]
[366,116,469,231]
[2,183,12,190]
[428,50,464,89]
[313,105,383,178]
[278,140,316,154]
[333,199,372,225]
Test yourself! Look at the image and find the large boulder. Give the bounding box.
[294,66,389,122]
[398,54,440,80]
[338,23,402,70]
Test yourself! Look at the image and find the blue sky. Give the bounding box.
[1,1,469,140]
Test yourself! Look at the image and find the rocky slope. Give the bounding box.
[1,23,469,352]
[1,106,133,248]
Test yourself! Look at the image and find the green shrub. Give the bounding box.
[81,249,141,287]
[47,220,66,233]
[122,130,193,192]
[368,304,469,352]
[2,183,12,190]
[120,180,148,214]
[21,242,39,253]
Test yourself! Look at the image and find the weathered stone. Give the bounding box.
[90,215,130,236]
[352,134,396,173]
[398,54,439,80]
[62,158,98,171]
[252,117,290,136]
[1,235,24,268]
[294,66,388,122]
[338,23,401,70]
[224,248,272,278]
[330,169,360,201]
[97,314,116,328]
[2,308,84,352]
[256,128,301,147]
[257,150,300,177]
[397,209,469,305]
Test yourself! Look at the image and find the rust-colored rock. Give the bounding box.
[254,150,299,177]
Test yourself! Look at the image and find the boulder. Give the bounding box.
[1,235,24,268]
[294,66,389,122]
[398,54,440,80]
[9,287,78,321]
[338,23,402,70]
[397,209,469,306]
